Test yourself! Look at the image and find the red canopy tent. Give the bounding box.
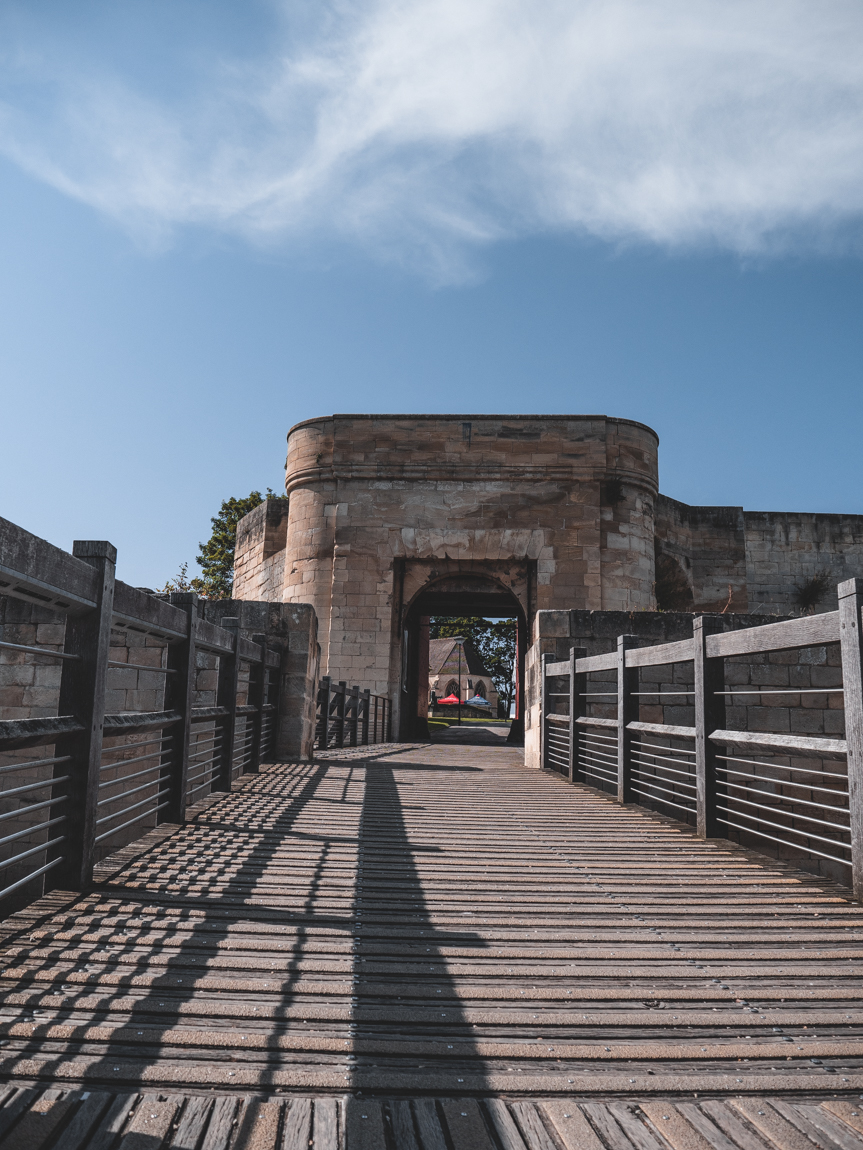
[436,694,461,705]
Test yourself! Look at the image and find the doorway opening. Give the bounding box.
[399,573,527,745]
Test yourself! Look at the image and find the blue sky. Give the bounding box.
[1,0,862,589]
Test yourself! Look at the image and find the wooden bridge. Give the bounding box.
[1,742,863,1148]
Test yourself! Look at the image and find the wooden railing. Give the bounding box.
[315,676,392,750]
[541,579,863,899]
[0,516,281,910]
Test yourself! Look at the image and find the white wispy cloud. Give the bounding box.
[0,0,861,277]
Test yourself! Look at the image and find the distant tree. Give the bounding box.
[429,616,517,717]
[159,488,286,599]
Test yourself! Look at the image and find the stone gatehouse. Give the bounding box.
[233,413,863,738]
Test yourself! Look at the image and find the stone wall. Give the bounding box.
[654,495,863,615]
[232,498,290,602]
[743,512,863,615]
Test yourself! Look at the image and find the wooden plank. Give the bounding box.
[86,1094,140,1150]
[440,1100,497,1150]
[485,1100,529,1150]
[708,728,848,760]
[540,1103,605,1150]
[839,580,863,901]
[313,1098,340,1150]
[237,636,264,664]
[576,716,617,728]
[729,1101,822,1150]
[0,514,99,612]
[225,1099,281,1150]
[344,1099,386,1150]
[200,1096,238,1150]
[638,1103,713,1150]
[822,1102,863,1139]
[699,1101,774,1150]
[626,639,694,668]
[413,1100,448,1150]
[579,1104,634,1150]
[575,652,618,673]
[0,1085,40,1140]
[627,721,696,739]
[0,1091,77,1150]
[673,1104,739,1150]
[607,1104,668,1150]
[52,1092,114,1150]
[168,1095,213,1149]
[282,1098,312,1150]
[0,715,85,752]
[545,661,570,676]
[785,1104,863,1150]
[707,611,839,658]
[510,1102,558,1150]
[390,1101,420,1150]
[117,1094,180,1150]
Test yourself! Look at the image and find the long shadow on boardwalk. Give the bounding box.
[0,752,490,1108]
[350,761,487,1096]
[0,762,350,1091]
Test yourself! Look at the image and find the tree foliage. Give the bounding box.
[429,616,517,715]
[160,488,286,599]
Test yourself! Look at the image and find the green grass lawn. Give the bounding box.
[427,717,511,729]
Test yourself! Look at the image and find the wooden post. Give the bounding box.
[247,636,267,774]
[214,617,239,792]
[569,646,587,783]
[318,676,332,750]
[694,616,726,839]
[163,592,198,824]
[540,653,551,771]
[617,635,638,803]
[347,686,360,747]
[336,681,347,748]
[361,689,371,746]
[838,579,863,901]
[54,541,116,890]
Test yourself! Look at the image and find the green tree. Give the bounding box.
[429,616,517,717]
[160,489,286,599]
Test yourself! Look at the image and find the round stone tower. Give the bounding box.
[279,414,659,734]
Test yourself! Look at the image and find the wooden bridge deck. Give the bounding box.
[0,743,863,1147]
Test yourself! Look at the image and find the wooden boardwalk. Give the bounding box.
[1,742,863,1147]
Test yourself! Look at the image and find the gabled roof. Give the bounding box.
[428,637,493,678]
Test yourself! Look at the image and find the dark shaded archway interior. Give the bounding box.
[400,575,526,746]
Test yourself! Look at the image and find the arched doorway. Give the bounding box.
[399,572,527,745]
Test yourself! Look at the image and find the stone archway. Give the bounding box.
[399,569,527,745]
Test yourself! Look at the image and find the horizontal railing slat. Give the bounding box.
[103,710,182,737]
[626,638,694,667]
[575,651,618,673]
[0,715,85,751]
[706,611,840,657]
[627,721,696,739]
[709,728,848,761]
